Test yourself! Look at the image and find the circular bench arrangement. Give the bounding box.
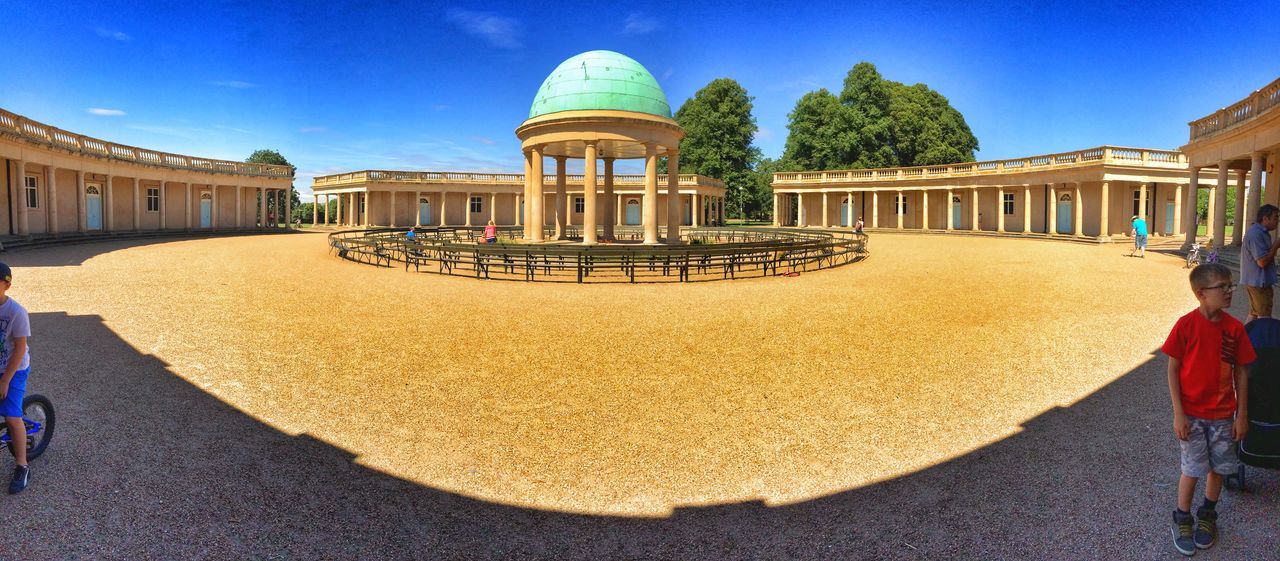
[328,226,868,283]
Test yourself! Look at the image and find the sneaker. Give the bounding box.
[8,464,28,494]
[1172,510,1195,556]
[1194,507,1217,549]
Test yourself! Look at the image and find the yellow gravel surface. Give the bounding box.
[11,231,1202,517]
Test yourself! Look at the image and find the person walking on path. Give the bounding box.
[1130,215,1149,258]
[483,219,498,244]
[1241,204,1280,323]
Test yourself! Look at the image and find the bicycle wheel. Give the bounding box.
[11,394,54,461]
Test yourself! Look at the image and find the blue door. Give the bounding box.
[1165,202,1175,235]
[625,199,640,225]
[86,186,103,230]
[1056,193,1072,234]
[200,194,213,228]
[418,198,431,225]
[840,200,850,227]
[952,196,962,228]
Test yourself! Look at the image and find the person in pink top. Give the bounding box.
[483,220,498,244]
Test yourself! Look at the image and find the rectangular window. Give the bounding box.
[23,175,38,209]
[147,188,160,212]
[1003,193,1014,215]
[574,196,584,213]
[896,194,908,215]
[1132,190,1152,217]
[470,196,482,213]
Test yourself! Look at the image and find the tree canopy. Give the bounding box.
[781,62,978,171]
[246,149,299,217]
[666,78,772,219]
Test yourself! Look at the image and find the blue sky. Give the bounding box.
[2,1,1276,196]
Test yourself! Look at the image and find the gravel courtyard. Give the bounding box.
[0,230,1274,560]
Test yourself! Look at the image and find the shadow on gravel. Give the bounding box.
[0,231,298,268]
[1,312,1275,560]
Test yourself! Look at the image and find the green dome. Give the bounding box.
[528,51,672,120]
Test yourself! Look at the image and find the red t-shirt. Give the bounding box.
[1161,309,1257,419]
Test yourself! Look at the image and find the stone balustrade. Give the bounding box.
[1188,76,1280,142]
[313,170,725,189]
[0,107,294,178]
[772,146,1185,185]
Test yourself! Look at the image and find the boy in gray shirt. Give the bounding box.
[0,262,32,493]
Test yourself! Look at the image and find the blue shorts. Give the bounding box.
[1,368,28,418]
[1135,234,1148,248]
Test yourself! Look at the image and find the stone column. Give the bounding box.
[464,191,473,227]
[489,192,497,224]
[158,180,167,230]
[209,183,217,230]
[921,190,928,230]
[1048,186,1057,235]
[530,146,545,242]
[946,189,954,230]
[1099,181,1110,238]
[260,187,268,229]
[131,177,139,230]
[896,191,904,229]
[554,156,567,239]
[521,152,532,238]
[773,192,781,226]
[821,192,829,228]
[334,192,341,227]
[76,170,86,233]
[14,160,27,236]
[666,150,680,242]
[1247,151,1265,225]
[440,192,448,227]
[1138,182,1149,231]
[1023,185,1031,233]
[642,143,659,244]
[313,194,319,227]
[515,194,522,227]
[1074,183,1083,237]
[1232,170,1246,245]
[691,194,700,227]
[184,183,192,230]
[583,141,598,244]
[798,193,807,227]
[997,187,1005,233]
[235,186,242,229]
[104,174,114,232]
[872,191,879,228]
[47,165,59,234]
[1212,164,1228,248]
[971,188,979,231]
[846,191,854,227]
[1173,184,1182,237]
[284,188,292,229]
[603,157,615,240]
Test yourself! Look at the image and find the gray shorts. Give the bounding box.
[1180,416,1238,478]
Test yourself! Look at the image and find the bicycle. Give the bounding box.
[1185,244,1201,268]
[0,394,55,461]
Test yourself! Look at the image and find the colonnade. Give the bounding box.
[6,158,290,236]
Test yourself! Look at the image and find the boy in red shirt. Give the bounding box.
[1161,263,1253,556]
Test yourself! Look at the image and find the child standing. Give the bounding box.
[1161,263,1253,555]
[0,262,31,494]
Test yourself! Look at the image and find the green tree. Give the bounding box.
[246,149,298,223]
[663,78,761,220]
[781,62,978,171]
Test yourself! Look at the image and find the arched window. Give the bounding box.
[86,186,100,195]
[1059,193,1072,202]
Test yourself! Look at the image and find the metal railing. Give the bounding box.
[312,170,725,189]
[0,107,294,178]
[772,146,1185,185]
[1188,76,1280,143]
[327,227,868,283]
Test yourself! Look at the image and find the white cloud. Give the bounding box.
[87,108,126,116]
[446,9,522,49]
[211,80,257,89]
[469,135,496,146]
[94,28,131,42]
[623,12,660,35]
[755,126,774,142]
